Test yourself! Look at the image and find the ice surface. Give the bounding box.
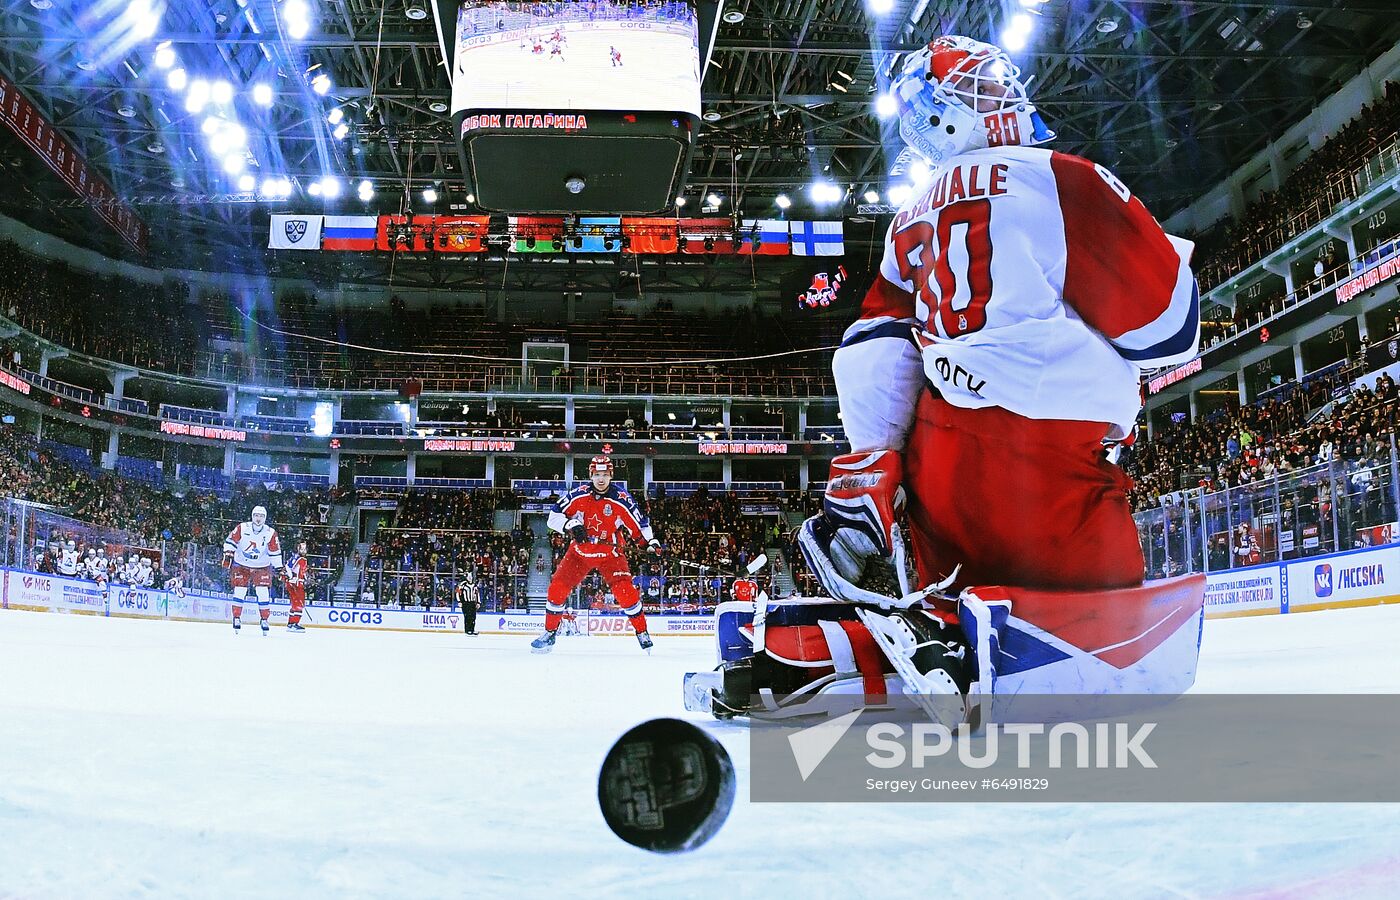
[3,606,1400,899]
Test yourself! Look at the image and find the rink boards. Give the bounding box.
[0,568,712,637]
[6,546,1399,635]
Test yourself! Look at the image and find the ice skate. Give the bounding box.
[260,618,270,636]
[530,630,557,654]
[636,631,653,654]
[231,616,241,633]
[287,622,306,633]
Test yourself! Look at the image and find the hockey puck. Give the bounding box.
[597,718,735,853]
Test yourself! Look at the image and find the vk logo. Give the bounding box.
[1314,563,1333,598]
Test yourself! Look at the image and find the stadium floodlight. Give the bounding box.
[333,122,349,140]
[705,193,722,207]
[357,179,374,201]
[154,43,176,69]
[319,176,341,198]
[775,194,791,209]
[227,123,247,147]
[201,115,223,135]
[1019,0,1048,7]
[251,82,274,106]
[284,0,312,39]
[211,80,234,105]
[128,0,162,39]
[237,174,256,192]
[808,181,843,204]
[909,158,931,186]
[307,180,322,197]
[327,108,344,125]
[887,184,912,205]
[868,0,895,14]
[311,73,331,95]
[185,79,210,113]
[875,93,897,118]
[222,153,245,175]
[166,68,187,91]
[863,190,881,204]
[422,186,438,204]
[1003,11,1035,51]
[675,196,686,207]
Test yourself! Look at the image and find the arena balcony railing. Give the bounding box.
[1133,450,1400,579]
[2,361,98,406]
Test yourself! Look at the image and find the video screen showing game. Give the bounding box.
[451,1,701,116]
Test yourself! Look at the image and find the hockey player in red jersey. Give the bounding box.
[223,505,284,635]
[532,456,662,654]
[690,36,1207,725]
[730,575,759,605]
[283,539,309,633]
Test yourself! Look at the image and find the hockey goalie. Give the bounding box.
[687,36,1207,726]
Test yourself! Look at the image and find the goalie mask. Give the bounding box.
[892,35,1054,167]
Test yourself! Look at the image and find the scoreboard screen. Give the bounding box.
[450,1,701,118]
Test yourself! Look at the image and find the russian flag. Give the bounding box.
[790,221,844,256]
[738,219,790,255]
[321,216,378,251]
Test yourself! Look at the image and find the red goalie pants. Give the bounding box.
[545,544,647,633]
[903,393,1145,593]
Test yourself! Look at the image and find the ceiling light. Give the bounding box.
[1096,17,1119,33]
[327,108,344,125]
[429,100,448,113]
[875,93,897,118]
[76,58,97,71]
[166,68,187,91]
[238,174,256,192]
[706,193,722,207]
[332,122,349,139]
[868,0,894,14]
[358,179,374,201]
[117,104,137,118]
[311,73,331,95]
[201,115,222,135]
[775,194,791,209]
[30,0,54,9]
[909,158,931,185]
[465,193,476,203]
[147,141,164,154]
[887,184,912,205]
[211,80,234,105]
[405,2,429,20]
[308,181,322,197]
[288,18,311,40]
[1207,101,1224,112]
[222,154,245,175]
[261,177,285,197]
[863,190,881,204]
[252,82,274,106]
[226,123,247,147]
[420,186,437,203]
[809,182,842,204]
[722,9,745,24]
[1296,13,1313,29]
[318,176,340,198]
[675,197,686,207]
[702,110,721,122]
[154,44,175,69]
[1019,0,1049,6]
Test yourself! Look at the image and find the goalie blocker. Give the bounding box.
[683,574,1206,726]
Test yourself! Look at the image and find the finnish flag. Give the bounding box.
[790,221,844,256]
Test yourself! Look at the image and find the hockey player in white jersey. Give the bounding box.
[58,540,80,577]
[223,505,284,635]
[693,36,1207,726]
[133,556,155,588]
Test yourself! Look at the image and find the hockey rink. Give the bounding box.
[3,607,1400,899]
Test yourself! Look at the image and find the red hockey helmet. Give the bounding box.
[589,455,614,477]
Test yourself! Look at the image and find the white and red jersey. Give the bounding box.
[836,145,1198,449]
[223,521,283,569]
[547,484,655,548]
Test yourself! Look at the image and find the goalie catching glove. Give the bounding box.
[798,450,912,607]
